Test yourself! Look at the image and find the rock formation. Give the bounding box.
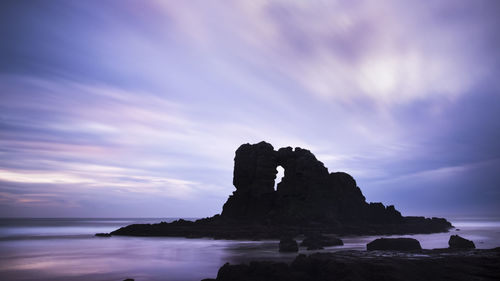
[449,235,475,249]
[222,141,402,226]
[366,238,422,251]
[110,141,452,238]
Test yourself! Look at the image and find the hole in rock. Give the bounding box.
[274,166,285,191]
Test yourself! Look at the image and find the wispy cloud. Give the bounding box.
[157,1,497,105]
[1,0,499,216]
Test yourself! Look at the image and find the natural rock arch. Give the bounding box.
[221,141,401,225]
[274,166,284,191]
[111,141,453,238]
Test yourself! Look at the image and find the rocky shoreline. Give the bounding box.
[202,247,500,281]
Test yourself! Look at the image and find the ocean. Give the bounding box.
[1,217,499,281]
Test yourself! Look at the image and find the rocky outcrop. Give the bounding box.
[367,238,422,251]
[110,141,452,238]
[207,249,500,281]
[222,142,404,226]
[279,237,299,252]
[449,235,475,249]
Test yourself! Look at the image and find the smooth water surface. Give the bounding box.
[1,217,499,281]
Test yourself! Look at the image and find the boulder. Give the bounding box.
[306,243,324,250]
[367,238,422,251]
[279,237,299,252]
[449,235,475,249]
[301,234,343,250]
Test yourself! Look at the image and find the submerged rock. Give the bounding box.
[449,235,475,249]
[367,238,422,251]
[279,237,299,252]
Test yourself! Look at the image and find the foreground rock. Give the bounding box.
[449,235,475,249]
[367,238,422,251]
[301,233,343,250]
[109,142,452,239]
[205,248,500,281]
[279,237,299,252]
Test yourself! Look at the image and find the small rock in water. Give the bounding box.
[279,237,298,252]
[367,238,422,251]
[449,235,475,249]
[301,233,343,250]
[306,241,324,250]
[123,279,134,281]
[95,233,111,237]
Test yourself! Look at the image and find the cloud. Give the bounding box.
[155,0,498,105]
[1,0,499,217]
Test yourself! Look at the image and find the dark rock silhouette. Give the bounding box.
[110,141,452,238]
[305,241,323,250]
[367,238,422,251]
[221,142,447,228]
[301,233,343,250]
[222,142,380,225]
[449,235,475,249]
[95,233,111,237]
[207,248,500,281]
[279,237,299,252]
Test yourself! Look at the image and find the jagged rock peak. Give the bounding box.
[222,141,401,225]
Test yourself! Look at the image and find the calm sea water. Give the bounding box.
[1,217,499,281]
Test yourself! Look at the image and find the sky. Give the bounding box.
[1,0,499,218]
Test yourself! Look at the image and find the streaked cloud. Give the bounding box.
[0,0,499,217]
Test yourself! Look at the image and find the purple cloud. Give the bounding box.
[0,0,499,217]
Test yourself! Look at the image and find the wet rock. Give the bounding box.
[449,235,475,249]
[306,243,324,250]
[207,249,500,281]
[367,238,422,251]
[279,237,299,252]
[95,233,111,237]
[301,233,343,250]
